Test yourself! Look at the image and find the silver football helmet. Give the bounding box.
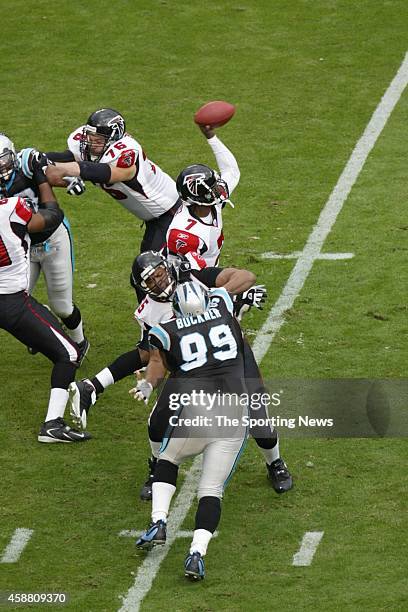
[0,133,18,191]
[172,281,210,317]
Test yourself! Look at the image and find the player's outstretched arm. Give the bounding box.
[215,267,256,294]
[198,124,240,195]
[46,160,135,186]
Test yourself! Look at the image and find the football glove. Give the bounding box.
[129,378,153,404]
[233,284,267,321]
[64,176,86,196]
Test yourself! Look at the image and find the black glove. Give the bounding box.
[233,284,267,321]
[30,150,49,184]
[167,253,192,281]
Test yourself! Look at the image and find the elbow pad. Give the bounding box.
[40,202,64,231]
[79,161,111,183]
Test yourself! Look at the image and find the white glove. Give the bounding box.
[129,378,153,404]
[233,284,267,321]
[64,176,86,196]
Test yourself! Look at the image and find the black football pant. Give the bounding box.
[243,338,278,449]
[0,291,78,389]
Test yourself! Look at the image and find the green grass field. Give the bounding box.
[1,2,407,610]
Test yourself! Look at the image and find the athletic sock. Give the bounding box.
[190,529,213,556]
[151,482,176,523]
[45,388,69,422]
[263,437,280,465]
[92,368,115,396]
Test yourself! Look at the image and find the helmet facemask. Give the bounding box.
[80,110,125,162]
[0,135,18,193]
[141,262,176,302]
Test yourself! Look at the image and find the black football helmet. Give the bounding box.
[176,164,230,206]
[0,133,18,194]
[131,251,177,302]
[80,108,126,161]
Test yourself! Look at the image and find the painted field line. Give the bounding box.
[119,530,218,539]
[1,528,34,563]
[119,52,408,611]
[261,251,354,260]
[292,531,324,566]
[119,459,202,612]
[252,51,408,364]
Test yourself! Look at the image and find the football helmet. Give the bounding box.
[0,133,18,193]
[131,251,177,302]
[172,281,210,317]
[80,108,126,161]
[176,164,231,206]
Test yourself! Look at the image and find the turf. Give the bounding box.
[1,1,407,610]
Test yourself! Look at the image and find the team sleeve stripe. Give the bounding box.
[210,287,234,313]
[15,197,33,223]
[149,325,171,351]
[19,148,34,178]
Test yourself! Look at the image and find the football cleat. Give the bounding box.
[38,417,91,443]
[139,456,157,501]
[136,520,167,550]
[77,337,90,367]
[267,458,293,494]
[184,552,205,581]
[68,379,97,429]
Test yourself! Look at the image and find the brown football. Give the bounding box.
[194,100,236,128]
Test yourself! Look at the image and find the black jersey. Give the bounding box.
[0,148,59,245]
[149,287,246,393]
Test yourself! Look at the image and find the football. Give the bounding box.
[194,100,236,128]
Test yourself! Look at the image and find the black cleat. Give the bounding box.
[77,337,90,367]
[267,458,293,494]
[184,552,205,581]
[38,417,91,443]
[136,520,167,550]
[68,379,96,429]
[139,457,157,501]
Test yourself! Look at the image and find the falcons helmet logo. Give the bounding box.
[183,173,207,196]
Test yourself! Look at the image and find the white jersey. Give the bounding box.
[166,136,240,268]
[134,295,173,334]
[167,204,224,268]
[68,127,179,221]
[0,196,32,294]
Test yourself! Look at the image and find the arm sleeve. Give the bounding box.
[207,135,240,195]
[191,266,223,287]
[46,150,76,163]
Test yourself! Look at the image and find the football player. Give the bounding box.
[166,124,239,268]
[0,133,89,363]
[0,194,90,442]
[69,251,291,497]
[45,109,180,262]
[135,281,248,580]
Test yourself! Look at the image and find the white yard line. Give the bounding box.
[119,530,218,538]
[0,529,34,563]
[261,251,355,260]
[253,52,408,364]
[119,52,408,611]
[292,531,324,566]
